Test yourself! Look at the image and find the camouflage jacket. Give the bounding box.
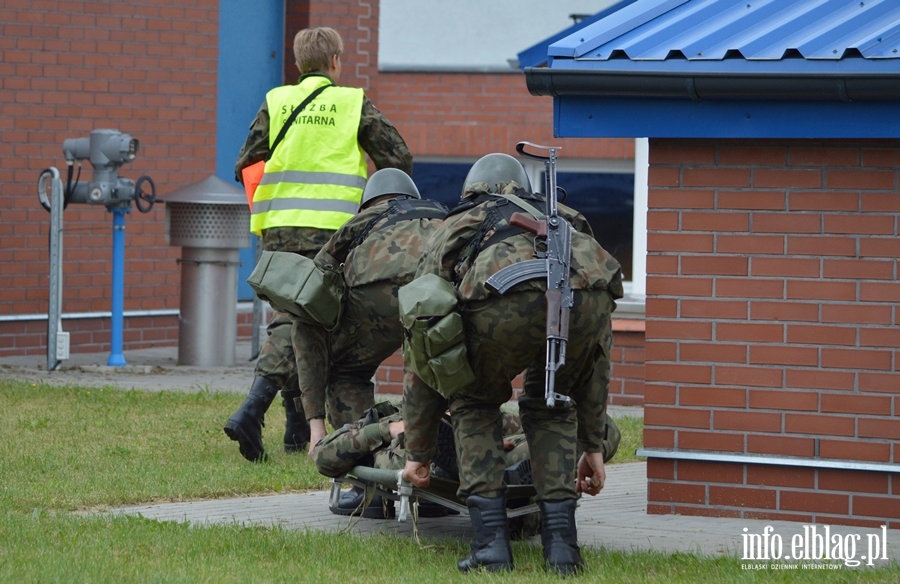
[415,182,624,302]
[315,197,448,287]
[234,72,413,182]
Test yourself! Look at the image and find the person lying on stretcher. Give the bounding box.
[313,401,532,519]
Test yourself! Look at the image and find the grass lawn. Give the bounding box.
[1,379,896,583]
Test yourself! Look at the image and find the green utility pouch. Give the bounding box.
[398,274,475,398]
[247,250,344,329]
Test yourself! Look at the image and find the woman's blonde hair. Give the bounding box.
[294,27,343,74]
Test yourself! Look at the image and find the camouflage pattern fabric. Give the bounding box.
[403,184,623,502]
[235,71,412,182]
[295,199,447,428]
[313,403,528,479]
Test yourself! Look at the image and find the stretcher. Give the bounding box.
[329,466,540,522]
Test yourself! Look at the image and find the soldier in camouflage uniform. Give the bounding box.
[299,168,447,517]
[314,401,532,521]
[400,153,623,575]
[224,26,412,463]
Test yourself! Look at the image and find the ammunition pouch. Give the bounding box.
[247,250,344,330]
[398,274,475,399]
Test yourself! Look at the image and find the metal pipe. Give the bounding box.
[107,207,127,366]
[636,448,900,473]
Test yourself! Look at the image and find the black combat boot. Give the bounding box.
[457,495,513,573]
[539,499,583,575]
[223,376,279,462]
[280,389,310,453]
[329,486,395,519]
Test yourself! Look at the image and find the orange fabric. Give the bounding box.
[240,160,266,207]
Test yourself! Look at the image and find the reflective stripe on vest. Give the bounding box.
[251,77,366,235]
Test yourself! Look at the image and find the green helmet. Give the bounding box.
[360,168,420,208]
[461,153,531,197]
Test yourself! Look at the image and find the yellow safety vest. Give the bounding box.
[251,76,366,235]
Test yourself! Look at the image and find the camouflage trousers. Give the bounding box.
[295,281,402,429]
[450,289,608,502]
[253,231,328,396]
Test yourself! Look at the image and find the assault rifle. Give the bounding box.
[485,142,574,408]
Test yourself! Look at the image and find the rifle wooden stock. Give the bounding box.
[509,212,547,238]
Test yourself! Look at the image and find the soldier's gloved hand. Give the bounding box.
[575,451,606,496]
[307,418,328,459]
[402,460,430,488]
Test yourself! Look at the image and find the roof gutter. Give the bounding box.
[524,67,900,102]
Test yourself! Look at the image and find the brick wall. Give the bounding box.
[0,1,219,354]
[644,138,900,527]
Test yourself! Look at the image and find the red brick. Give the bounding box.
[823,258,895,280]
[714,410,782,433]
[747,434,815,457]
[744,510,813,523]
[860,282,900,303]
[785,413,855,436]
[859,371,900,394]
[790,146,860,167]
[716,278,786,299]
[747,466,815,489]
[710,485,777,509]
[820,439,891,462]
[826,214,896,235]
[648,167,680,187]
[681,255,749,276]
[716,234,785,254]
[789,191,859,211]
[853,495,900,520]
[683,167,751,188]
[860,327,900,348]
[786,280,857,302]
[748,389,818,411]
[648,481,707,504]
[647,210,679,230]
[717,322,783,343]
[750,345,818,367]
[787,324,857,346]
[680,342,747,364]
[781,490,849,515]
[751,257,820,278]
[680,386,746,408]
[651,144,717,165]
[822,304,893,326]
[858,418,900,440]
[786,369,855,391]
[646,298,677,318]
[644,406,711,429]
[646,255,678,275]
[720,145,788,166]
[826,169,895,190]
[681,212,750,232]
[861,192,900,213]
[753,213,822,234]
[822,348,892,371]
[644,340,677,361]
[821,394,892,416]
[676,460,744,483]
[751,301,820,323]
[647,458,675,479]
[860,236,900,258]
[755,168,822,189]
[647,233,715,253]
[787,235,857,257]
[716,365,784,388]
[680,299,748,319]
[644,384,676,405]
[647,276,714,297]
[648,189,715,209]
[646,319,713,341]
[818,469,889,494]
[678,430,745,452]
[643,428,675,449]
[718,190,786,211]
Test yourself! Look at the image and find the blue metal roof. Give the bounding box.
[523,0,900,138]
[550,0,900,62]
